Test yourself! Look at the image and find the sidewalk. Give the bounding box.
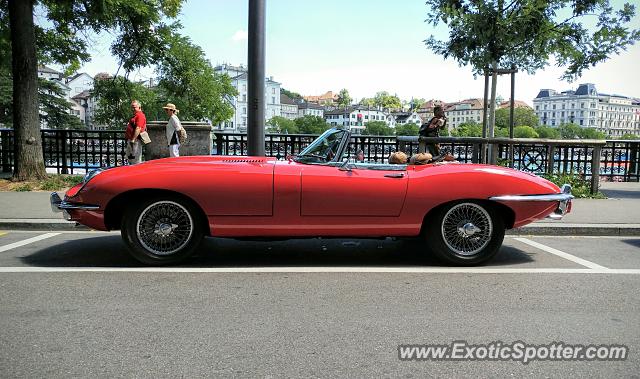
[0,182,638,235]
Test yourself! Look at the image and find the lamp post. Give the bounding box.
[247,0,266,156]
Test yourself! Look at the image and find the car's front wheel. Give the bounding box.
[425,201,504,266]
[121,197,204,265]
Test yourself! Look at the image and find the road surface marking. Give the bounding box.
[514,237,609,270]
[0,232,7,237]
[0,267,639,274]
[0,233,60,253]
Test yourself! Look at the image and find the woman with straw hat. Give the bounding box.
[162,103,183,157]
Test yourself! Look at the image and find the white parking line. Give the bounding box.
[514,237,610,270]
[0,267,639,274]
[0,233,60,253]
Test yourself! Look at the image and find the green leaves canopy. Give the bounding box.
[425,0,640,81]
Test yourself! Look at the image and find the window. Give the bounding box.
[536,105,539,110]
[272,88,275,94]
[242,84,247,92]
[272,96,275,104]
[242,107,247,115]
[552,104,556,110]
[580,119,584,125]
[242,95,246,102]
[581,102,585,108]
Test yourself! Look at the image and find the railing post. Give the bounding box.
[472,142,480,163]
[60,130,68,174]
[214,133,223,155]
[590,145,602,195]
[418,138,426,154]
[1,130,11,173]
[546,144,555,176]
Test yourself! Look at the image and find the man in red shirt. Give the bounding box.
[125,99,147,164]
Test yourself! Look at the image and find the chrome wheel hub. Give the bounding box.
[136,201,194,256]
[441,203,493,256]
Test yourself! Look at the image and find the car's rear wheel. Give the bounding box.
[121,197,204,265]
[425,201,504,266]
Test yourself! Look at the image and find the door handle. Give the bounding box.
[384,173,405,178]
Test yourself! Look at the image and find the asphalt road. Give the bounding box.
[0,231,639,377]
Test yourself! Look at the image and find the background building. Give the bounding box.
[280,94,298,120]
[533,83,640,136]
[214,64,281,132]
[297,102,324,118]
[443,99,484,130]
[324,106,388,134]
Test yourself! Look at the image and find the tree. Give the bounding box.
[267,116,297,134]
[425,0,639,81]
[93,76,158,129]
[154,33,236,124]
[535,126,561,139]
[4,0,185,180]
[452,122,483,137]
[513,125,539,138]
[38,78,83,129]
[558,123,582,139]
[395,123,420,136]
[359,97,376,107]
[619,133,639,140]
[425,0,640,143]
[373,91,402,110]
[409,98,426,111]
[363,121,393,136]
[281,88,303,101]
[336,88,351,107]
[295,115,330,134]
[495,107,539,129]
[579,127,607,140]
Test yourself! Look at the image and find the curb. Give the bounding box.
[1,220,638,236]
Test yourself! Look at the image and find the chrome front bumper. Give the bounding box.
[489,184,574,220]
[50,192,100,220]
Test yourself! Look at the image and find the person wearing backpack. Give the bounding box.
[419,105,447,156]
[162,103,184,157]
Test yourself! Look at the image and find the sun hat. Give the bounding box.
[162,103,179,113]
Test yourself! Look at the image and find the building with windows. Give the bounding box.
[280,94,298,120]
[443,99,484,130]
[533,83,640,136]
[324,106,388,134]
[214,64,281,132]
[297,102,324,118]
[388,112,421,129]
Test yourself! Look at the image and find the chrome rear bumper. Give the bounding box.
[489,184,574,220]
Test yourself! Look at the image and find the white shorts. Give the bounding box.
[169,144,180,157]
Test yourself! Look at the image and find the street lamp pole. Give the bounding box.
[247,0,266,156]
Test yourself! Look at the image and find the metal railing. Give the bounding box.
[1,129,638,191]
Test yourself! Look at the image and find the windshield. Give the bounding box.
[295,129,347,164]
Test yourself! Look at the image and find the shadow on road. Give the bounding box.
[600,188,640,199]
[21,235,534,268]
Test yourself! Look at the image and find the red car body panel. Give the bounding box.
[65,155,565,237]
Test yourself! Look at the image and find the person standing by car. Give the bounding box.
[419,105,447,156]
[162,103,183,157]
[125,99,147,164]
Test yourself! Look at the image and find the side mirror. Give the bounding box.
[338,160,353,172]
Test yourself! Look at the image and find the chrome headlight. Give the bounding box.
[82,168,104,184]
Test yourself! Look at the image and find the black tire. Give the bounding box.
[121,196,204,265]
[425,201,504,266]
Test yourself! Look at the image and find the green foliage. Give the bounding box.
[38,78,83,129]
[513,125,539,138]
[425,0,640,81]
[337,88,351,107]
[495,107,539,129]
[267,116,298,134]
[14,183,32,192]
[295,115,331,134]
[451,122,482,137]
[618,133,639,140]
[544,173,605,199]
[558,123,606,139]
[40,174,83,191]
[395,123,420,136]
[363,121,393,136]
[93,76,158,129]
[535,126,561,139]
[281,88,303,101]
[359,97,376,107]
[154,33,236,124]
[409,98,426,111]
[359,91,402,110]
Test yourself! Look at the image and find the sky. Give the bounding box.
[72,0,640,106]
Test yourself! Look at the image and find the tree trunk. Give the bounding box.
[8,0,47,181]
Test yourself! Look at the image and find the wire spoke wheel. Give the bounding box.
[136,201,194,256]
[440,202,493,256]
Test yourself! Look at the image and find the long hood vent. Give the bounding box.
[220,158,267,163]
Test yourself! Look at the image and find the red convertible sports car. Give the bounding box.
[51,128,573,266]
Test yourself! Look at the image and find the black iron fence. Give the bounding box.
[2,129,639,187]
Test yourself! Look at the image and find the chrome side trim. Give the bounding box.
[50,192,100,212]
[489,193,574,202]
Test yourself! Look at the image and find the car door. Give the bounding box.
[300,163,408,216]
